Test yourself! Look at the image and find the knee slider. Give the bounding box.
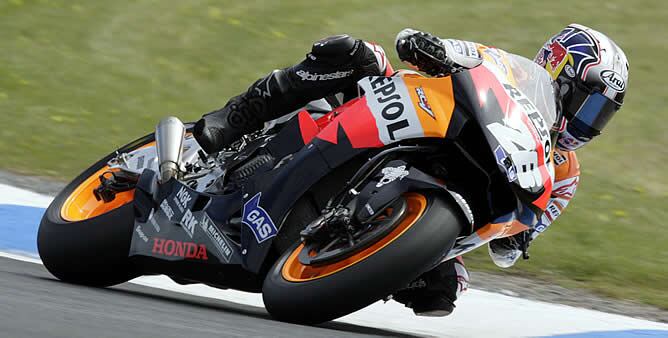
[310,34,359,65]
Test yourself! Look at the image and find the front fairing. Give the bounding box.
[456,54,557,211]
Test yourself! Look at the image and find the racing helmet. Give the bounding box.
[534,24,629,151]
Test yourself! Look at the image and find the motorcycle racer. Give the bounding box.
[193,24,629,317]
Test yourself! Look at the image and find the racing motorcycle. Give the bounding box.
[38,54,556,324]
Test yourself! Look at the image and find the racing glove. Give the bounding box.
[395,28,483,77]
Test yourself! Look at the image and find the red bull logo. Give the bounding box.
[547,41,567,70]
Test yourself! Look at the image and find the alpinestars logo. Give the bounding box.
[296,69,353,81]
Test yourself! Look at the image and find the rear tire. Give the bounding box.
[262,192,466,324]
[37,134,156,287]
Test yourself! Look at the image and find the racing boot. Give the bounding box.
[392,256,469,317]
[194,34,388,154]
[194,70,291,154]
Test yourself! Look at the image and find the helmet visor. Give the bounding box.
[565,86,620,137]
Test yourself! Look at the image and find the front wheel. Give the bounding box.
[262,192,467,324]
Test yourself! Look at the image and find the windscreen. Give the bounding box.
[506,54,558,128]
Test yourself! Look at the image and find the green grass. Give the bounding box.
[1,0,667,309]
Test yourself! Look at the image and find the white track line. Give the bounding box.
[0,183,54,207]
[2,184,668,337]
[3,250,667,338]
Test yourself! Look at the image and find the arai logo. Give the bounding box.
[600,70,625,92]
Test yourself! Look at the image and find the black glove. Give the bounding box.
[395,28,450,76]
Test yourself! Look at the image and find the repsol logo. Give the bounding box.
[152,238,208,261]
[503,83,551,162]
[369,77,410,140]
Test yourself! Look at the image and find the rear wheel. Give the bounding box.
[262,192,466,324]
[37,134,156,286]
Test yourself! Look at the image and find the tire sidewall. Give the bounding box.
[37,133,157,286]
[262,193,465,324]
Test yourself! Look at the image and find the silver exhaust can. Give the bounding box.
[155,116,186,183]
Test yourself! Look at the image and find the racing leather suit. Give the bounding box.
[194,35,394,154]
[193,31,580,315]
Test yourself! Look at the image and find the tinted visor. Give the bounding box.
[564,84,620,138]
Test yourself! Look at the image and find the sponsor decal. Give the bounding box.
[486,82,554,189]
[542,26,600,78]
[376,165,409,188]
[564,64,576,78]
[553,151,567,166]
[369,77,410,140]
[405,278,427,289]
[364,203,374,216]
[600,69,625,91]
[159,199,175,220]
[359,77,424,143]
[547,40,568,72]
[446,40,479,59]
[148,211,161,232]
[494,145,518,182]
[174,186,192,213]
[296,69,353,81]
[447,39,465,55]
[552,178,578,199]
[487,122,545,190]
[473,64,554,202]
[252,77,272,98]
[544,201,562,222]
[534,223,548,233]
[135,225,149,243]
[557,129,587,150]
[503,83,552,157]
[465,41,480,59]
[415,86,435,118]
[152,238,208,260]
[180,209,197,238]
[242,193,278,243]
[200,214,233,262]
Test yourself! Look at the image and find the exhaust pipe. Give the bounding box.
[155,116,185,183]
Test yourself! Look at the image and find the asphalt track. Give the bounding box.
[0,257,413,338]
[3,182,668,338]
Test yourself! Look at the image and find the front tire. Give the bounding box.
[262,192,466,324]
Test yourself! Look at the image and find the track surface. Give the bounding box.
[3,183,668,337]
[0,257,413,338]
